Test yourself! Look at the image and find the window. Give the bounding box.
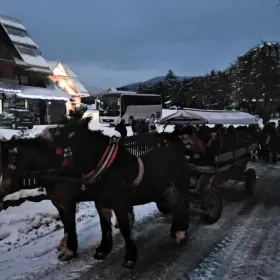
[121,95,161,107]
[120,94,161,115]
[19,75,29,85]
[14,43,40,56]
[4,25,28,37]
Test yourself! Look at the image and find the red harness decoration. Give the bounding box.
[83,137,119,184]
[132,157,144,187]
[56,148,63,155]
[55,136,145,188]
[56,147,71,167]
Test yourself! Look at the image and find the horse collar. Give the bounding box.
[83,137,119,184]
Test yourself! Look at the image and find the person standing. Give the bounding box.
[115,119,127,137]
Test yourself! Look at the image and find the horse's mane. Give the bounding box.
[87,129,110,141]
[62,107,92,128]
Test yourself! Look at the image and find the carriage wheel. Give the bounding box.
[201,189,223,224]
[245,168,256,195]
[156,201,171,214]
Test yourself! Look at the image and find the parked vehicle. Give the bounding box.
[0,109,34,129]
[98,89,162,125]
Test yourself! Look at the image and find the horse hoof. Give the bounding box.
[123,260,136,269]
[94,251,109,260]
[176,237,187,246]
[57,245,63,251]
[176,231,188,246]
[58,247,76,261]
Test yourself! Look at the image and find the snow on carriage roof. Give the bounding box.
[160,108,258,125]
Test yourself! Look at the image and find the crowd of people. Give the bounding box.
[114,118,280,164]
[114,119,158,137]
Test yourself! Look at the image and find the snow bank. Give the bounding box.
[0,200,96,252]
[3,188,46,201]
[0,125,57,141]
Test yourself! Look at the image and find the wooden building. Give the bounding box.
[0,14,70,124]
[49,61,89,113]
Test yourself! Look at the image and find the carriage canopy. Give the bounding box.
[160,108,258,125]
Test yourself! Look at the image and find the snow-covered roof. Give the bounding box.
[49,61,89,96]
[62,64,78,78]
[8,34,37,47]
[0,79,21,94]
[48,61,59,72]
[19,53,50,70]
[0,14,26,30]
[160,108,258,125]
[0,14,51,72]
[18,84,70,101]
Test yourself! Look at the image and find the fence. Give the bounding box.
[120,133,160,156]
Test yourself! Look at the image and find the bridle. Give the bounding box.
[8,147,18,170]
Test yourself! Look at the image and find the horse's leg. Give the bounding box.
[114,207,135,229]
[50,198,68,251]
[93,202,113,260]
[58,202,77,261]
[114,207,137,269]
[168,171,190,245]
[170,193,189,245]
[272,146,277,163]
[55,206,67,251]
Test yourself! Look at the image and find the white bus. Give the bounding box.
[98,91,162,125]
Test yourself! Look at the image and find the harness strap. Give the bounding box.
[83,138,119,184]
[132,157,144,187]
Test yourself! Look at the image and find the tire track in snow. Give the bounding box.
[184,164,280,280]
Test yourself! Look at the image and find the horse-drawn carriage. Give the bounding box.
[159,109,258,223]
[120,109,258,224]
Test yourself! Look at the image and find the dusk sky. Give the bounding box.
[2,0,280,89]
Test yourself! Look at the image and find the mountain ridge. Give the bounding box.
[118,75,191,91]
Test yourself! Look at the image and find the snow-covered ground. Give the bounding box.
[0,162,279,280]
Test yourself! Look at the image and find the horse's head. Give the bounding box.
[0,137,61,197]
[48,116,112,175]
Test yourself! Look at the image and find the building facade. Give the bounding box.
[49,61,89,113]
[0,14,70,124]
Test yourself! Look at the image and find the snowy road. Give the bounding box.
[1,162,280,280]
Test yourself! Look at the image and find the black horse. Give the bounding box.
[49,117,190,268]
[0,136,103,260]
[0,135,135,263]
